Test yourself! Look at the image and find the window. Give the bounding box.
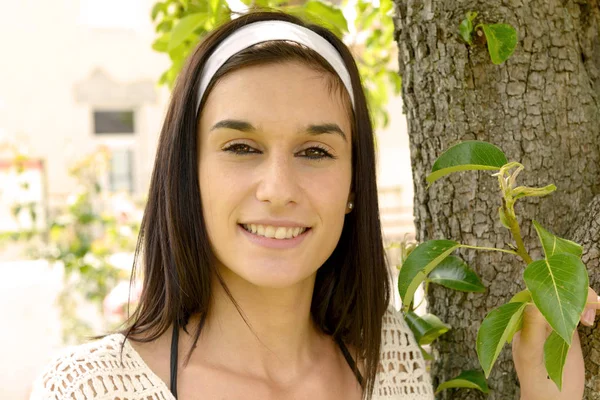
[93,110,135,134]
[109,149,134,193]
[92,108,136,193]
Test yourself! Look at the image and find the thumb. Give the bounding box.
[512,304,550,362]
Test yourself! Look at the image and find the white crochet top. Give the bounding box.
[30,308,433,399]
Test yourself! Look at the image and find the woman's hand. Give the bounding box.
[512,287,600,400]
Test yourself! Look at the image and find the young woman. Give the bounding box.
[31,11,599,400]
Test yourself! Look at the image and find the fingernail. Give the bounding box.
[584,309,595,326]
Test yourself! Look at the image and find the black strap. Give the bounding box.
[170,322,179,399]
[168,324,364,398]
[335,337,365,388]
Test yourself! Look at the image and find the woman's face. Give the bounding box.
[198,61,353,289]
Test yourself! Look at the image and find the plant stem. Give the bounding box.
[460,244,519,256]
[506,213,533,264]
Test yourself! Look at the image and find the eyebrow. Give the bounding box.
[210,119,347,142]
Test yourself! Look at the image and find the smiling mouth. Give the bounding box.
[240,224,310,240]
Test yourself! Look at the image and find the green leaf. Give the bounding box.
[481,23,518,64]
[477,301,527,377]
[544,331,569,390]
[532,220,583,258]
[506,289,531,343]
[524,253,588,344]
[151,2,166,21]
[435,369,489,394]
[209,0,221,13]
[296,0,348,37]
[405,311,451,345]
[152,33,171,53]
[427,141,508,186]
[458,11,478,45]
[509,289,532,304]
[428,255,486,293]
[168,13,208,51]
[398,240,461,312]
[512,184,557,199]
[420,346,433,360]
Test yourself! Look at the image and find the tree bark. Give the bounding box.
[393,0,600,398]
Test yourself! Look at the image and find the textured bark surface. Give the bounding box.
[393,0,600,398]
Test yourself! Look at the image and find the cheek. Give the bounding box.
[199,156,241,237]
[300,164,352,219]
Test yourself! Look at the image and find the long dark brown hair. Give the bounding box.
[121,10,390,399]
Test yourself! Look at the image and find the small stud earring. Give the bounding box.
[348,201,354,210]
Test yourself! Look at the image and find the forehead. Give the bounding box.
[199,62,352,134]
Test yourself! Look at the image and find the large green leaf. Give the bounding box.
[477,302,527,377]
[427,141,508,186]
[435,369,489,394]
[405,311,451,345]
[482,23,518,64]
[429,255,486,293]
[544,331,569,390]
[398,240,461,312]
[168,13,209,51]
[524,253,588,344]
[532,220,583,258]
[303,0,348,37]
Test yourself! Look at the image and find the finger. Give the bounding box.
[581,287,600,326]
[514,304,550,361]
[586,287,600,308]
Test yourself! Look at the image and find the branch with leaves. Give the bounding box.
[398,141,589,392]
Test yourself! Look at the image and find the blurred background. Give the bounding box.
[0,0,415,397]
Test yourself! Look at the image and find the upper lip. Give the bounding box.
[239,220,310,228]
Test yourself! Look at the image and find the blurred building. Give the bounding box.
[0,0,170,212]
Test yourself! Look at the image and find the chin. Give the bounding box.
[223,260,318,290]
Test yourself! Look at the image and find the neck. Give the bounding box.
[186,267,326,380]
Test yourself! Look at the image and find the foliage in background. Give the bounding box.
[39,148,142,343]
[0,143,43,243]
[150,0,400,129]
[398,141,589,392]
[3,147,143,344]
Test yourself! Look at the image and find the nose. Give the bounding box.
[255,152,300,208]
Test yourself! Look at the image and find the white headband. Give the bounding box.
[196,20,355,112]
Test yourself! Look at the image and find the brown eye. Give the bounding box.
[222,143,260,155]
[299,146,335,160]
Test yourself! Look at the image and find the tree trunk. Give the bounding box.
[393,0,600,398]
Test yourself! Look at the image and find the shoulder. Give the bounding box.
[373,307,434,400]
[29,334,168,399]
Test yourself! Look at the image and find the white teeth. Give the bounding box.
[243,224,307,240]
[285,228,294,239]
[275,227,287,239]
[265,226,276,238]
